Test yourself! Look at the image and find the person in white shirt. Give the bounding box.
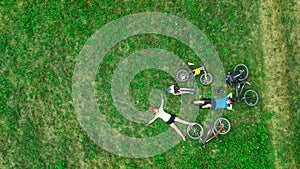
[146,94,196,141]
[167,85,195,96]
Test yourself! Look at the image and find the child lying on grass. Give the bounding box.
[167,85,195,95]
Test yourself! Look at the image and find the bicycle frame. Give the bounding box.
[192,66,205,76]
[188,62,207,76]
[235,81,250,102]
[226,68,246,86]
[199,123,224,147]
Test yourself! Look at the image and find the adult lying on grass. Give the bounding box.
[146,94,196,141]
[191,93,234,110]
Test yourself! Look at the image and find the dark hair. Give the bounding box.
[229,98,235,103]
[174,85,180,90]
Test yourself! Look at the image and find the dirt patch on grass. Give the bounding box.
[259,1,297,168]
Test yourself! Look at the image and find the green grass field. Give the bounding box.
[1,0,299,168]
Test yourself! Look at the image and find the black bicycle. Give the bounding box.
[235,81,259,106]
[225,63,248,86]
[226,64,259,106]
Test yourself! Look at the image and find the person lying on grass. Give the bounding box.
[167,85,195,96]
[146,94,196,141]
[191,93,234,110]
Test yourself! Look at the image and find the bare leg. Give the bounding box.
[202,104,212,109]
[174,117,192,125]
[170,123,186,141]
[180,91,193,94]
[192,100,205,104]
[180,88,195,91]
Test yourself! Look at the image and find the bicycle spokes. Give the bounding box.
[214,118,231,135]
[186,123,203,140]
[189,127,201,137]
[233,64,249,81]
[200,73,213,85]
[176,69,189,82]
[243,89,259,106]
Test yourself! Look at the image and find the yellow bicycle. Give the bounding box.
[176,62,213,85]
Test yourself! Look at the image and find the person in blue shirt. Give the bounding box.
[191,93,234,110]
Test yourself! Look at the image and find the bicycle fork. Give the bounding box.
[199,129,218,148]
[235,85,240,102]
[236,83,245,102]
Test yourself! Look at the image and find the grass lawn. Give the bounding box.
[1,0,299,168]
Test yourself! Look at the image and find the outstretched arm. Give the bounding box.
[227,104,233,110]
[227,93,233,98]
[146,116,158,126]
[170,123,186,141]
[159,94,165,110]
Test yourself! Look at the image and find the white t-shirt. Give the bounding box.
[167,85,180,95]
[154,108,171,122]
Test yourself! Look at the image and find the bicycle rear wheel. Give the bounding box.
[243,89,259,106]
[214,118,231,135]
[176,68,189,82]
[233,63,249,81]
[186,123,203,140]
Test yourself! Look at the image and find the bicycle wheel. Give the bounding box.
[214,118,231,135]
[243,89,259,106]
[176,68,189,82]
[233,63,249,81]
[200,73,213,85]
[186,123,204,140]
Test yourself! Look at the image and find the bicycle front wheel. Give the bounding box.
[214,118,231,135]
[233,63,249,81]
[200,73,213,86]
[243,89,259,106]
[186,123,204,140]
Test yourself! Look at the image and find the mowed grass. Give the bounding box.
[259,0,299,168]
[0,0,299,168]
